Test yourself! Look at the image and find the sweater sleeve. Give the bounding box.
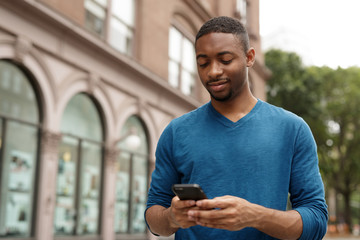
[290,121,328,240]
[146,122,179,209]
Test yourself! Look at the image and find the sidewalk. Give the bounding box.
[324,235,360,240]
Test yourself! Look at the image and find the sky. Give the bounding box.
[259,0,360,69]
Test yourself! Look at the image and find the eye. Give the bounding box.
[221,59,232,65]
[198,62,209,68]
[197,59,209,68]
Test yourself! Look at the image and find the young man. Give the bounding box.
[145,16,328,240]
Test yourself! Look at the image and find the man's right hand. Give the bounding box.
[168,196,199,229]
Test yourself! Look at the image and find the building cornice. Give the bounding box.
[0,0,201,110]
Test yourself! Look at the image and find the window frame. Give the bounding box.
[115,116,149,238]
[54,93,106,238]
[168,25,198,98]
[54,133,105,237]
[84,0,137,56]
[0,59,43,238]
[236,0,247,25]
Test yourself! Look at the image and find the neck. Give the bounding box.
[210,88,258,123]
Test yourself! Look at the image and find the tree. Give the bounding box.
[319,66,360,228]
[265,49,360,229]
[264,49,327,145]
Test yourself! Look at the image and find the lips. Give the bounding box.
[207,79,229,91]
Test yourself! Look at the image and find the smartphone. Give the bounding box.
[172,184,208,201]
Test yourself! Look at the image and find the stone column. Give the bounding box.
[101,147,118,240]
[35,131,62,240]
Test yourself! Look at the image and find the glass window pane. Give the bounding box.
[54,196,76,235]
[237,0,247,24]
[54,136,78,235]
[85,0,106,37]
[61,94,103,141]
[112,0,135,26]
[0,122,38,237]
[168,60,179,88]
[109,17,133,54]
[115,116,148,234]
[114,151,130,233]
[117,152,130,202]
[77,141,102,235]
[169,27,182,62]
[94,0,107,7]
[85,0,105,19]
[131,155,147,233]
[182,38,196,72]
[114,202,128,233]
[57,137,78,197]
[118,116,148,154]
[5,192,29,235]
[85,10,105,37]
[181,70,195,96]
[0,61,38,124]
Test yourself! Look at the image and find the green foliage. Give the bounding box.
[265,49,360,227]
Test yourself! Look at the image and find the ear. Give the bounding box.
[246,47,256,67]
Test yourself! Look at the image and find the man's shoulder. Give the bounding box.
[261,100,303,122]
[171,102,210,126]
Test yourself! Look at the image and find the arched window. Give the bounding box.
[0,60,41,237]
[54,93,104,236]
[114,116,148,234]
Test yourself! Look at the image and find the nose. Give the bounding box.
[208,62,223,79]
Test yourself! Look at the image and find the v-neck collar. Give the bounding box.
[206,99,262,128]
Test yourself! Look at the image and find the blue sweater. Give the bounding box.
[146,100,328,239]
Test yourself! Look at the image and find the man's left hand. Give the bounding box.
[187,195,258,231]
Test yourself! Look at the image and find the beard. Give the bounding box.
[209,90,233,102]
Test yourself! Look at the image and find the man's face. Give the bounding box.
[195,32,254,102]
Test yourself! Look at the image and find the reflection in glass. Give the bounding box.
[61,94,102,142]
[85,0,105,37]
[114,202,128,233]
[0,122,38,237]
[55,93,103,236]
[54,136,78,235]
[167,27,197,96]
[112,0,135,26]
[168,60,179,88]
[115,116,148,234]
[182,38,196,72]
[169,27,182,62]
[131,155,147,233]
[118,116,148,155]
[0,61,38,124]
[109,0,135,55]
[114,151,130,233]
[78,141,101,234]
[181,70,194,96]
[109,17,133,54]
[54,196,76,235]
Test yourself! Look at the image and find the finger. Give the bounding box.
[172,196,196,209]
[188,208,227,221]
[196,197,233,209]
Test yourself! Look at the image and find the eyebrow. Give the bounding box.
[196,51,234,60]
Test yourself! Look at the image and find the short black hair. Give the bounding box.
[195,16,250,53]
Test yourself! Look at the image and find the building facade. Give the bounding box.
[0,0,269,239]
